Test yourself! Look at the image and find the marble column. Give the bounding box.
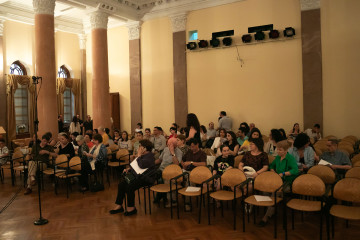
[90,11,111,130]
[127,22,142,132]
[300,0,323,130]
[33,0,58,136]
[0,20,6,138]
[170,14,188,127]
[79,34,87,120]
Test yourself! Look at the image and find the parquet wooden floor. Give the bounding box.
[0,171,359,240]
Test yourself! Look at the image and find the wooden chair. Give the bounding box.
[285,174,327,240]
[330,178,360,238]
[244,171,284,238]
[338,145,354,156]
[1,151,24,186]
[234,155,244,168]
[354,161,360,167]
[308,165,336,186]
[345,167,360,179]
[177,166,212,223]
[341,138,356,146]
[209,169,247,230]
[55,156,82,198]
[351,154,360,166]
[106,149,130,184]
[150,164,183,218]
[343,135,358,143]
[53,155,70,197]
[109,144,119,152]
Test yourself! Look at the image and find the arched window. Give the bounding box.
[10,61,29,134]
[58,65,74,123]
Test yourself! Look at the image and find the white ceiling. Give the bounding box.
[0,0,245,34]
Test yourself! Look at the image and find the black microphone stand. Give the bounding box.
[32,76,48,226]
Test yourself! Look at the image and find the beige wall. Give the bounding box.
[108,26,131,132]
[321,0,360,138]
[141,18,175,130]
[187,0,303,135]
[55,31,81,79]
[3,21,35,74]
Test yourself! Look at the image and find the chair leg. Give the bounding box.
[66,178,69,198]
[148,187,151,215]
[233,199,237,230]
[253,204,256,224]
[274,204,278,239]
[143,187,147,214]
[138,189,141,204]
[207,193,210,225]
[292,209,295,230]
[331,215,334,238]
[198,194,203,224]
[242,200,245,232]
[326,209,330,240]
[221,201,224,217]
[345,220,349,228]
[320,209,323,240]
[284,205,288,240]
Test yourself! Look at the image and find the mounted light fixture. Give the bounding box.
[186,42,197,50]
[241,34,252,43]
[210,38,220,47]
[222,37,232,46]
[269,30,280,39]
[284,27,295,37]
[254,31,265,41]
[198,40,208,48]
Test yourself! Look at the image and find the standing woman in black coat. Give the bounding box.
[109,139,156,216]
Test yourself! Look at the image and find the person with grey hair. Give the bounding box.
[97,126,109,146]
[76,134,90,191]
[320,139,351,171]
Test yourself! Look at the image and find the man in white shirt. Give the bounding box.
[304,124,321,141]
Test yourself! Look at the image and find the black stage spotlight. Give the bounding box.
[241,34,252,43]
[269,29,280,39]
[186,42,197,50]
[198,40,208,48]
[284,27,295,37]
[254,31,265,41]
[222,37,232,46]
[210,38,220,47]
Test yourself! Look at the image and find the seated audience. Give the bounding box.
[222,131,239,156]
[83,115,93,133]
[200,125,207,141]
[135,122,143,134]
[249,123,256,132]
[320,139,352,171]
[168,127,178,141]
[0,139,9,166]
[143,128,152,140]
[211,128,227,152]
[150,127,166,158]
[157,138,183,171]
[181,138,206,171]
[58,115,64,133]
[264,129,285,157]
[24,134,57,195]
[237,127,248,146]
[279,128,286,139]
[288,133,315,171]
[98,127,109,146]
[118,131,133,151]
[84,134,108,170]
[213,145,234,177]
[70,132,79,147]
[113,130,121,145]
[288,123,301,139]
[44,132,57,147]
[109,140,156,216]
[176,135,189,156]
[239,128,262,152]
[56,133,75,159]
[207,122,216,139]
[131,131,143,161]
[240,122,250,138]
[258,140,299,227]
[84,133,94,149]
[69,116,81,134]
[218,111,232,131]
[76,135,90,191]
[239,138,269,178]
[304,123,321,141]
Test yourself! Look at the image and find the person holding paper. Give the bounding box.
[258,140,298,227]
[83,133,107,170]
[288,133,315,172]
[110,139,156,216]
[320,139,351,171]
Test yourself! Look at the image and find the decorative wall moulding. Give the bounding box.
[170,13,187,33]
[126,21,141,40]
[90,11,109,30]
[300,0,320,11]
[33,0,56,15]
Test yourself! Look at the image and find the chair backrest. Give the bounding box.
[162,164,183,182]
[324,135,337,140]
[106,147,113,160]
[254,171,283,193]
[333,178,360,202]
[12,151,24,162]
[189,166,212,184]
[308,165,336,185]
[343,135,358,142]
[351,154,360,165]
[345,167,360,179]
[234,155,244,168]
[292,174,325,197]
[109,144,119,152]
[203,148,215,156]
[354,161,360,167]
[55,154,69,168]
[116,149,130,162]
[341,138,355,146]
[69,156,81,171]
[221,168,246,187]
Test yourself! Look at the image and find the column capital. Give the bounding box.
[78,34,87,49]
[169,13,187,33]
[33,0,56,15]
[126,21,142,40]
[300,0,320,11]
[0,19,4,36]
[90,11,108,30]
